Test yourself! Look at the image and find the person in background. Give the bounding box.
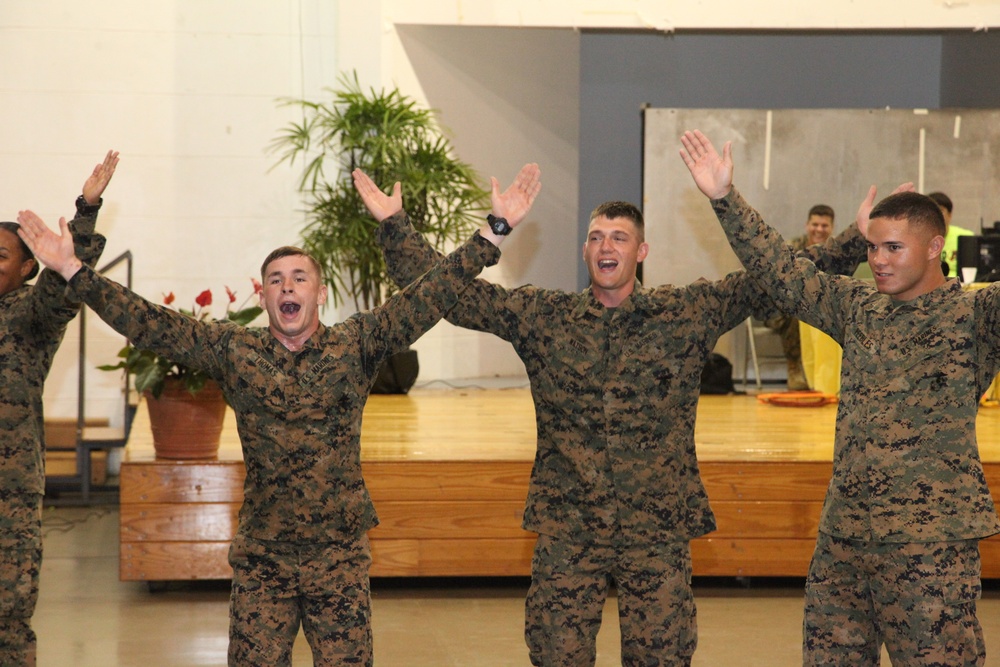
[764,204,836,390]
[682,128,996,666]
[0,150,118,666]
[928,191,974,278]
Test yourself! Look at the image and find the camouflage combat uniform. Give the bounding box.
[65,222,499,667]
[0,197,105,665]
[712,187,1000,666]
[377,213,867,667]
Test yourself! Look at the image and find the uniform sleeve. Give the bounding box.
[377,210,524,341]
[24,196,108,338]
[358,230,501,372]
[798,221,867,277]
[66,266,231,380]
[976,283,1000,361]
[711,187,855,339]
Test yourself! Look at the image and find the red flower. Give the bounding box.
[163,292,175,306]
[195,289,213,307]
[252,278,263,295]
[225,286,237,303]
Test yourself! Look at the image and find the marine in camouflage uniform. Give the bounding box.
[0,150,116,666]
[17,171,509,667]
[375,164,868,666]
[681,129,999,666]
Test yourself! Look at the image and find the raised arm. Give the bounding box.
[17,210,82,281]
[353,163,540,249]
[679,130,733,200]
[81,150,119,206]
[680,130,853,335]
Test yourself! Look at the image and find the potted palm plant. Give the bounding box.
[270,72,489,392]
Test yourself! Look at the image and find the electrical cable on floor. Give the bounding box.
[413,378,530,391]
[41,507,112,536]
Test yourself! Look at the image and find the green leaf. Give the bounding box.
[269,69,489,311]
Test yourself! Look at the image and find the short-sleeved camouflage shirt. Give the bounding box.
[378,212,867,545]
[0,199,105,498]
[713,187,1000,542]
[68,224,498,543]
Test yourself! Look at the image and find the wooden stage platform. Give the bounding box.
[119,387,1000,582]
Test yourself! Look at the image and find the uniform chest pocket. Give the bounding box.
[546,330,603,380]
[876,332,962,394]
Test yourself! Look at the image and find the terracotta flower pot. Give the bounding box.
[143,378,226,459]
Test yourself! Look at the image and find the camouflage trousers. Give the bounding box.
[227,533,372,666]
[525,534,696,667]
[804,531,985,666]
[0,493,42,667]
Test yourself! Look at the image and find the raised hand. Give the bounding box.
[678,130,733,200]
[490,163,541,229]
[16,210,83,281]
[353,169,402,222]
[82,150,120,205]
[855,182,914,237]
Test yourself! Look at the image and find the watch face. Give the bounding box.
[489,215,511,235]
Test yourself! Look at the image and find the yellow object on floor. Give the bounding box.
[799,322,842,395]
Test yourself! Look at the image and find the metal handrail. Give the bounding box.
[75,250,133,443]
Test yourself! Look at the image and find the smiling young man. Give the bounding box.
[681,129,998,666]
[16,167,527,667]
[370,161,875,665]
[583,201,649,307]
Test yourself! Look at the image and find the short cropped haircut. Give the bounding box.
[808,204,835,221]
[869,192,946,237]
[590,201,645,241]
[260,246,323,282]
[0,222,39,280]
[927,191,953,214]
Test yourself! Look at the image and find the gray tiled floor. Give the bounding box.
[34,507,1000,665]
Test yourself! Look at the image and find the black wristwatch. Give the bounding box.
[487,214,512,236]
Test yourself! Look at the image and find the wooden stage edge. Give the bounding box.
[119,388,1000,582]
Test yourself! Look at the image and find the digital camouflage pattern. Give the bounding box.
[0,198,105,665]
[712,187,1000,543]
[228,534,373,666]
[377,209,867,666]
[0,199,105,509]
[378,213,866,545]
[526,535,696,667]
[67,221,497,664]
[0,500,41,664]
[68,223,498,544]
[712,186,1000,665]
[804,533,984,666]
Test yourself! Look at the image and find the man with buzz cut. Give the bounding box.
[16,166,536,667]
[681,128,997,666]
[362,161,875,666]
